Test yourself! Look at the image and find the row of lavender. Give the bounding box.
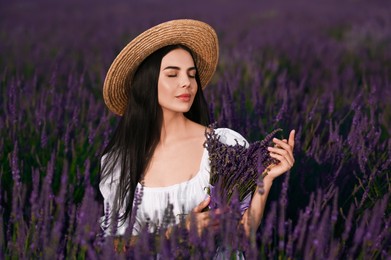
[1,0,390,258]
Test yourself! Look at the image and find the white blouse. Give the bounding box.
[99,128,249,236]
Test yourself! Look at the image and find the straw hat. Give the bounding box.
[103,19,219,116]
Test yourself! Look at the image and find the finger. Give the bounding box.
[268,146,293,158]
[210,218,220,227]
[196,214,217,235]
[288,130,295,148]
[274,139,287,149]
[273,139,293,157]
[211,225,219,233]
[269,152,294,167]
[210,221,220,232]
[211,208,224,216]
[193,197,210,213]
[272,138,292,151]
[268,148,294,165]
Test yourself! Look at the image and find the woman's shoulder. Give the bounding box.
[213,127,249,147]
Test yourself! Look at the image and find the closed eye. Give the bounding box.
[188,68,196,78]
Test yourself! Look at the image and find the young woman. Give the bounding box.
[100,19,295,242]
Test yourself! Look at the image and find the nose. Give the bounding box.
[180,75,191,88]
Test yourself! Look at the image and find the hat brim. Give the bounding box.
[103,19,219,116]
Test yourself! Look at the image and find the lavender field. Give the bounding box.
[1,0,390,258]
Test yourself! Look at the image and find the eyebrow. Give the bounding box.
[163,66,196,71]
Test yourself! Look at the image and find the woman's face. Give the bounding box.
[158,48,198,115]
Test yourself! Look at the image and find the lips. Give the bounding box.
[176,93,191,102]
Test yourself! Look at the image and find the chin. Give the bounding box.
[161,106,192,115]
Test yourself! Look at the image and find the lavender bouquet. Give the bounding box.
[203,124,282,213]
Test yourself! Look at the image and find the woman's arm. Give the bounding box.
[242,130,295,236]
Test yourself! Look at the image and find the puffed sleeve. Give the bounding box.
[214,128,249,148]
[99,155,129,236]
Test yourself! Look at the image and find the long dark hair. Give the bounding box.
[101,44,210,227]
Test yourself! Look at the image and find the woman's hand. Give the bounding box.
[186,196,221,236]
[241,129,295,236]
[266,129,295,180]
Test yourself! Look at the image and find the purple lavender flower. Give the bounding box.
[204,123,281,211]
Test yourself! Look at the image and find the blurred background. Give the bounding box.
[1,0,390,258]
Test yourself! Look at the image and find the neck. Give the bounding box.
[160,112,189,144]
